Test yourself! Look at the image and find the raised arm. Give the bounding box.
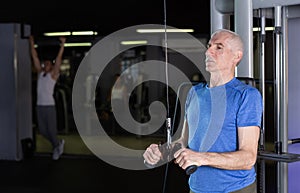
[51,37,66,80]
[29,35,42,73]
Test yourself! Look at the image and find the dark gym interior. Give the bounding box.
[1,1,300,193]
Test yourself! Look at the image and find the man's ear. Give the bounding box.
[234,51,243,63]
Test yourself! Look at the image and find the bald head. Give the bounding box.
[211,29,244,53]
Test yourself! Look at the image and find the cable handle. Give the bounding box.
[173,143,198,175]
[166,118,172,146]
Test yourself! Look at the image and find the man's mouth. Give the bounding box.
[205,57,215,63]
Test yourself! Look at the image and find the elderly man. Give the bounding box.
[143,29,263,193]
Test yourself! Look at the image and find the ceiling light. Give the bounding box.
[120,40,148,45]
[33,42,91,47]
[64,42,92,47]
[72,31,98,35]
[253,27,275,32]
[136,29,194,33]
[44,32,72,36]
[43,31,98,36]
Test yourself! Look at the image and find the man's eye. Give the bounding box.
[217,46,223,50]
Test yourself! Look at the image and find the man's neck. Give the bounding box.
[209,73,234,88]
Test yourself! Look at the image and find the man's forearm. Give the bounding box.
[201,150,257,170]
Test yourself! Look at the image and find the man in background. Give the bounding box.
[29,35,66,160]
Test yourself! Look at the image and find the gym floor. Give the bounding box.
[0,132,190,193]
[0,130,286,193]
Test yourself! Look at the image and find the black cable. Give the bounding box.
[162,0,170,192]
[162,162,169,193]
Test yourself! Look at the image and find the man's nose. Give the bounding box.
[205,48,212,57]
[205,46,213,55]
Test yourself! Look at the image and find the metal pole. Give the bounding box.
[274,5,283,193]
[281,6,289,193]
[281,5,289,158]
[259,10,266,193]
[260,9,266,151]
[234,0,253,78]
[274,6,282,152]
[274,5,288,193]
[210,0,231,34]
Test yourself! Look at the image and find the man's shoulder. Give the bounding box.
[193,81,207,89]
[228,78,261,98]
[230,78,258,90]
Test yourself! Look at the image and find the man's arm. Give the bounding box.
[29,35,42,73]
[51,37,66,80]
[172,119,189,148]
[174,126,260,170]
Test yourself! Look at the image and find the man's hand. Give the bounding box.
[59,36,66,44]
[143,144,162,166]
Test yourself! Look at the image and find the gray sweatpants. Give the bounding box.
[36,105,59,149]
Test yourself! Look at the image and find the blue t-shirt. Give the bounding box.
[185,77,263,193]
